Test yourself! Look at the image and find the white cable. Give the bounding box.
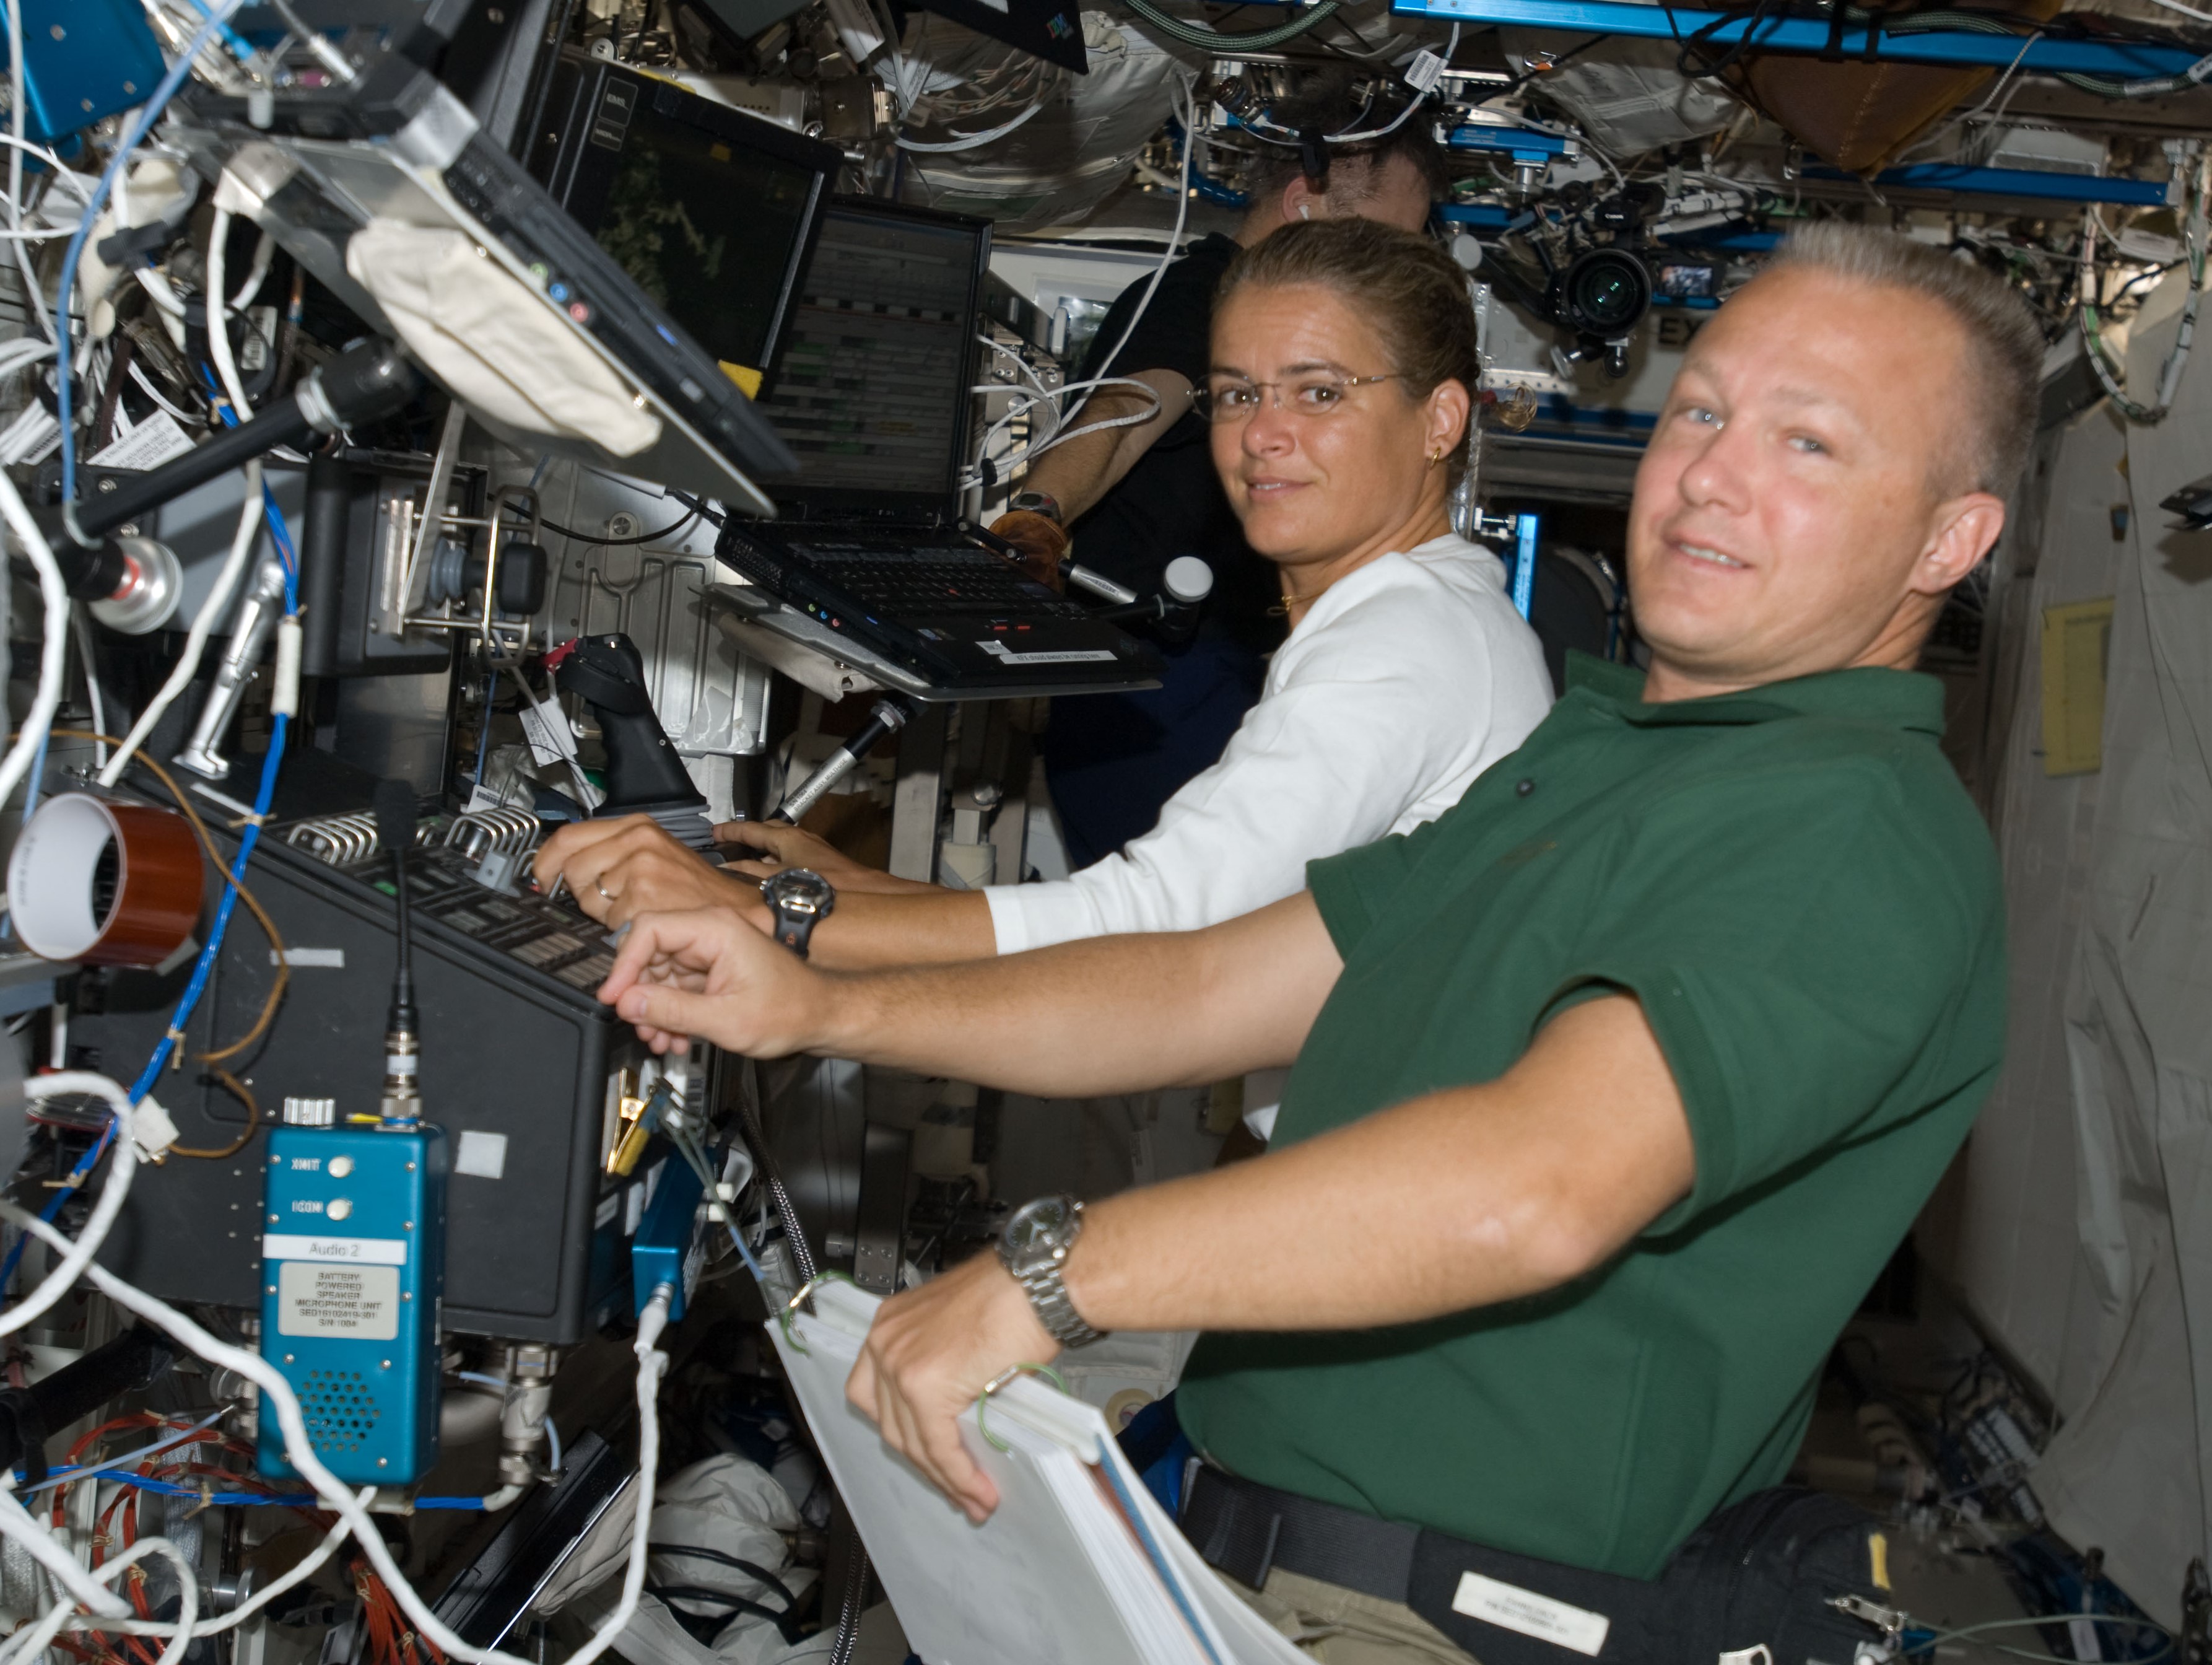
[0,1485,133,1617]
[229,229,274,312]
[4,0,53,342]
[0,1074,139,1339]
[971,374,1171,483]
[0,458,68,812]
[129,359,202,424]
[77,1496,363,1641]
[897,93,1050,152]
[71,603,108,767]
[2140,0,2212,22]
[206,205,251,418]
[0,1194,673,1665]
[0,1532,199,1665]
[507,664,604,811]
[1058,72,1196,445]
[134,266,190,318]
[97,463,264,787]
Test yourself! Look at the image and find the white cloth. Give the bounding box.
[344,221,663,457]
[987,533,1553,1134]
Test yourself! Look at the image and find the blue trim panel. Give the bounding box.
[1512,515,1539,620]
[1389,0,2203,77]
[1448,125,1574,156]
[1805,164,2174,204]
[1439,203,1518,227]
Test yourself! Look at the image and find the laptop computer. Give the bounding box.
[170,69,835,511]
[710,198,1167,701]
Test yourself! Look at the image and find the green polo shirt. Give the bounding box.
[1175,654,2005,1579]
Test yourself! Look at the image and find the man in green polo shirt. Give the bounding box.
[596,223,2034,1660]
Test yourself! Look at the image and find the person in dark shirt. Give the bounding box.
[991,76,1447,867]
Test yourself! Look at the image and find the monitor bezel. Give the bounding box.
[764,195,993,525]
[533,57,839,396]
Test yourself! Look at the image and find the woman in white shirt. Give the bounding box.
[540,219,1552,987]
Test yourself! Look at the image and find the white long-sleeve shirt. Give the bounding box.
[986,533,1554,956]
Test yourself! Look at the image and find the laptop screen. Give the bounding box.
[593,99,819,382]
[759,202,987,515]
[535,63,837,396]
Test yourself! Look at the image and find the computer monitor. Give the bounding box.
[533,59,837,399]
[757,199,991,520]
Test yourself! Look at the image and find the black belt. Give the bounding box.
[1178,1467,1898,1665]
[1182,1464,1419,1606]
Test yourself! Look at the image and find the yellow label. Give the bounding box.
[2040,598,2115,777]
[1869,1531,1890,1591]
[720,361,764,398]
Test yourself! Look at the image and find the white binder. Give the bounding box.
[769,1280,1310,1665]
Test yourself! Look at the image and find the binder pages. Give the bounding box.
[769,1279,1310,1665]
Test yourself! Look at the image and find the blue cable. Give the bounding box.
[199,368,302,607]
[128,713,287,1101]
[469,669,497,793]
[90,1471,495,1509]
[0,715,290,1306]
[56,0,249,505]
[175,0,259,65]
[19,723,49,819]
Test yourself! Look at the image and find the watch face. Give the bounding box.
[1004,1195,1074,1254]
[764,868,835,917]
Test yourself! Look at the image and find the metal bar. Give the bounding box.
[886,702,951,883]
[1805,163,2175,204]
[1389,0,2203,77]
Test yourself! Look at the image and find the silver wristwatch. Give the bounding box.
[998,1194,1106,1348]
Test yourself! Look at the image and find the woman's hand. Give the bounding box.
[597,908,830,1058]
[535,816,769,930]
[716,821,939,896]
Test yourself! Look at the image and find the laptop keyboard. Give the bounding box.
[738,535,1092,619]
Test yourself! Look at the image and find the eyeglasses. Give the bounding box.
[1192,372,1404,425]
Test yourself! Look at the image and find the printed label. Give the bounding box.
[518,701,573,766]
[272,947,346,969]
[276,1261,401,1340]
[263,1234,409,1266]
[1450,1572,1611,1658]
[976,639,1118,666]
[455,1130,508,1181]
[87,410,194,470]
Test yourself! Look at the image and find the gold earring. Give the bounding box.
[1426,447,1443,465]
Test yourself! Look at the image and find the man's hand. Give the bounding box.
[536,815,765,929]
[985,511,1068,588]
[596,908,829,1057]
[716,821,938,898]
[845,1254,1058,1523]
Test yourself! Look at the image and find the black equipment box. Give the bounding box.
[77,818,664,1344]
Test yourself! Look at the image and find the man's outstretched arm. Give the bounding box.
[848,993,1697,1521]
[595,890,1342,1096]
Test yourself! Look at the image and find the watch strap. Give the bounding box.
[772,911,817,958]
[1016,1258,1105,1348]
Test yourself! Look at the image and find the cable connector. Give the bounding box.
[211,168,263,221]
[130,1096,180,1163]
[272,616,302,719]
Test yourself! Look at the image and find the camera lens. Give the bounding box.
[1560,249,1653,337]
